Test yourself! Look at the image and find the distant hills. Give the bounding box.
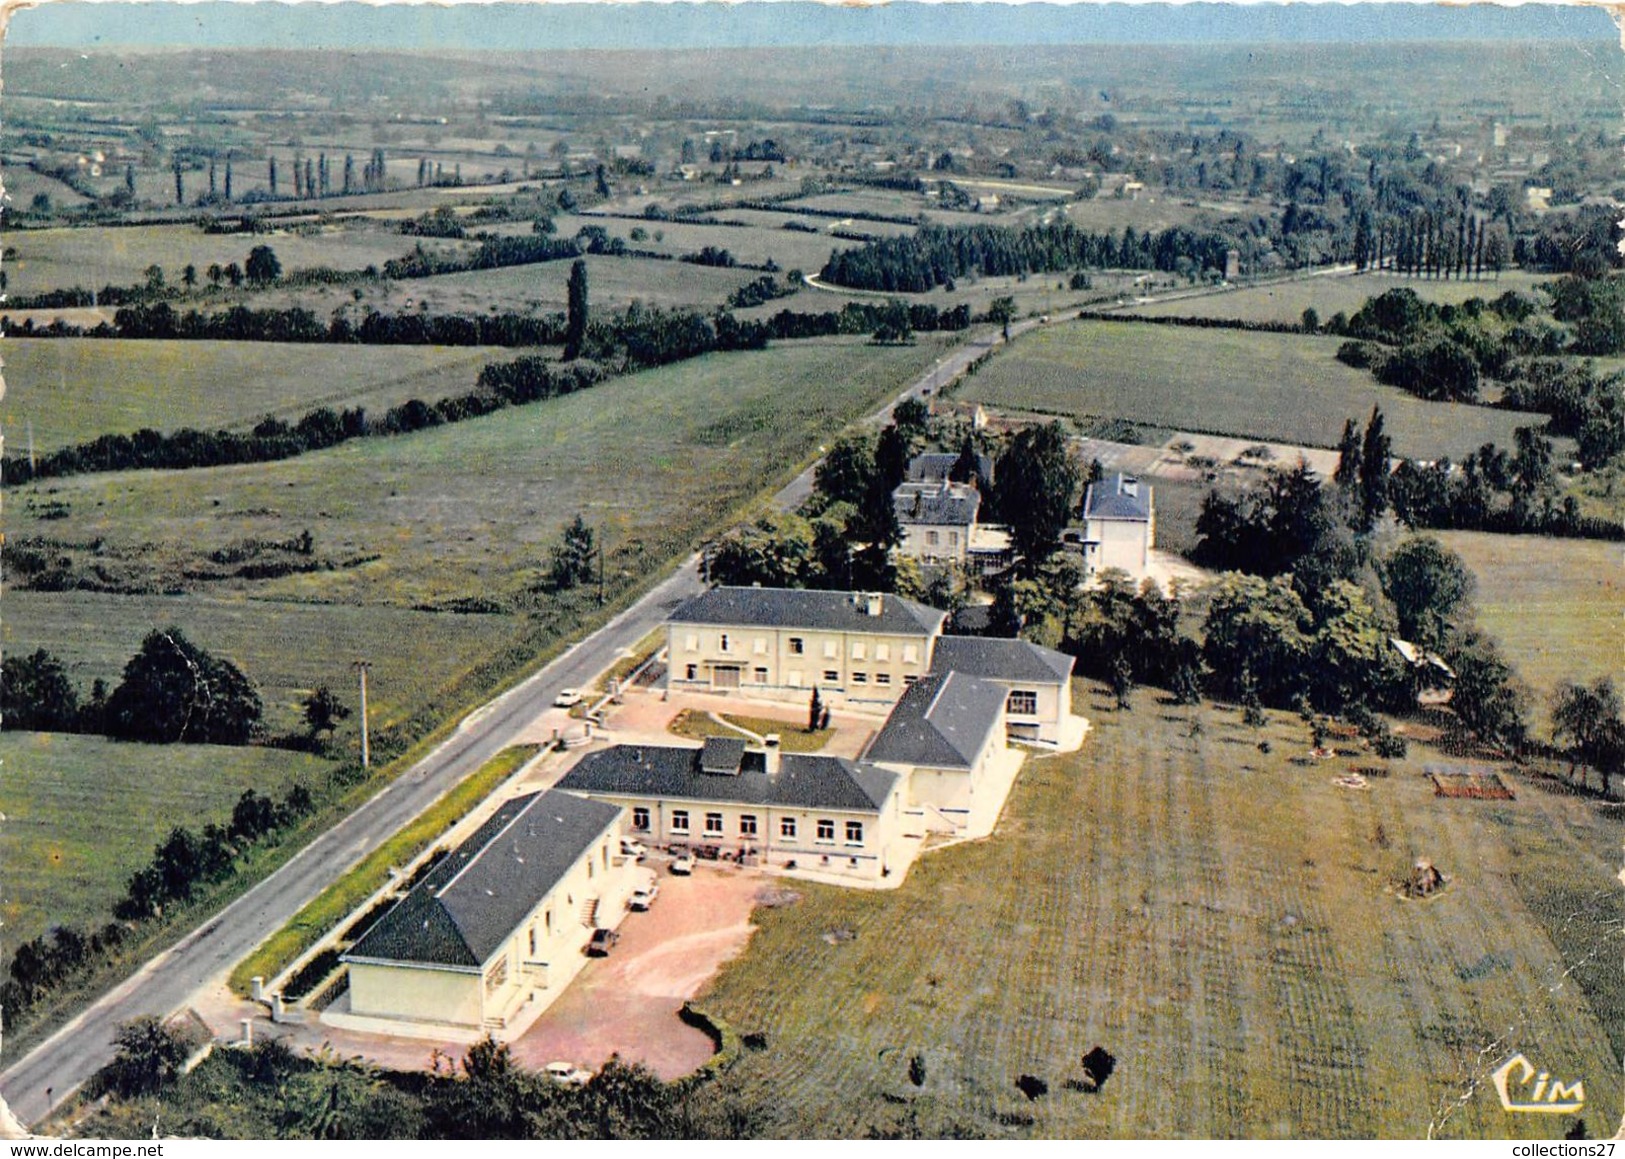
[7,0,1618,51]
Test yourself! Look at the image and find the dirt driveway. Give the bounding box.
[507,861,763,1080]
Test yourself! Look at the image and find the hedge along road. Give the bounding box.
[0,321,1019,1129]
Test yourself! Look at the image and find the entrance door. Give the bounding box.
[712,665,742,689]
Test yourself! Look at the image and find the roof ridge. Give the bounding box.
[434,792,539,900]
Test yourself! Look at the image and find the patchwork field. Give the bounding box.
[0,339,502,449]
[4,221,456,296]
[695,684,1623,1138]
[1435,531,1625,721]
[1124,271,1553,327]
[955,319,1544,460]
[0,731,333,952]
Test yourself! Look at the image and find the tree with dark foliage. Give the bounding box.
[104,628,262,745]
[563,259,590,361]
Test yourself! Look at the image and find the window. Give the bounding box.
[753,637,768,655]
[588,858,594,879]
[816,819,836,842]
[824,640,839,659]
[529,927,537,956]
[925,530,940,546]
[704,812,724,835]
[685,634,698,651]
[740,814,758,837]
[787,670,803,688]
[545,910,552,935]
[846,821,864,844]
[685,664,697,681]
[852,642,866,660]
[903,675,919,687]
[780,817,797,839]
[876,673,892,686]
[1007,690,1039,715]
[632,807,650,831]
[719,632,731,653]
[754,666,769,683]
[788,637,805,655]
[485,956,508,994]
[903,645,918,664]
[949,531,960,546]
[876,644,890,661]
[824,670,840,683]
[852,672,868,684]
[671,810,690,833]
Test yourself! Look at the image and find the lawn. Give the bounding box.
[1434,531,1625,723]
[6,335,961,609]
[955,319,1544,460]
[3,221,454,297]
[693,684,1623,1138]
[0,339,503,450]
[668,709,832,753]
[1124,271,1553,328]
[0,592,532,741]
[0,731,333,953]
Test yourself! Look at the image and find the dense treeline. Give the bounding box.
[762,300,972,340]
[821,221,1240,291]
[88,301,570,347]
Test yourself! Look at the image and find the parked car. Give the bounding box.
[587,927,620,956]
[553,688,584,708]
[620,838,649,859]
[630,882,660,911]
[669,852,695,876]
[545,1061,593,1086]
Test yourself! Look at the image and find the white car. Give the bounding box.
[620,838,649,859]
[545,1061,593,1086]
[670,852,695,876]
[630,882,660,911]
[553,688,584,708]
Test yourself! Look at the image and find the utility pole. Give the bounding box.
[353,660,371,768]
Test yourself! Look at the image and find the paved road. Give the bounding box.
[0,322,1020,1129]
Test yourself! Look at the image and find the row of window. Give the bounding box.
[681,664,917,690]
[631,806,862,844]
[921,530,961,547]
[683,633,918,665]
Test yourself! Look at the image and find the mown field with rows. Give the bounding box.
[1124,271,1553,328]
[695,684,1623,1138]
[0,731,333,953]
[1436,531,1625,718]
[1,338,502,449]
[955,319,1544,460]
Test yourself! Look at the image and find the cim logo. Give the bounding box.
[1492,1054,1585,1114]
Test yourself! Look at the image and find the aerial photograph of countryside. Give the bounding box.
[0,0,1619,1141]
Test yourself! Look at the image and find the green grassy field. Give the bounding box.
[4,222,454,296]
[1125,271,1553,327]
[695,684,1623,1138]
[1435,531,1625,723]
[955,319,1543,460]
[1,339,502,449]
[0,731,333,951]
[7,335,960,609]
[1064,195,1264,234]
[1,592,531,740]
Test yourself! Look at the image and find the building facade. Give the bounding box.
[339,791,636,1037]
[929,635,1075,745]
[1073,473,1155,579]
[666,587,946,706]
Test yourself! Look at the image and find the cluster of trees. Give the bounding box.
[116,782,315,920]
[2,630,263,745]
[1500,359,1625,469]
[762,300,972,340]
[1350,206,1510,280]
[1388,442,1622,541]
[726,274,800,310]
[820,221,1240,292]
[88,1029,746,1140]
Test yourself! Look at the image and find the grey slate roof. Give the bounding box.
[862,671,1006,770]
[700,736,747,775]
[344,791,621,970]
[670,586,946,637]
[907,451,994,486]
[557,745,899,813]
[930,635,1075,684]
[1084,473,1153,521]
[893,482,980,528]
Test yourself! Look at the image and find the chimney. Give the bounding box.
[865,593,883,616]
[764,745,781,775]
